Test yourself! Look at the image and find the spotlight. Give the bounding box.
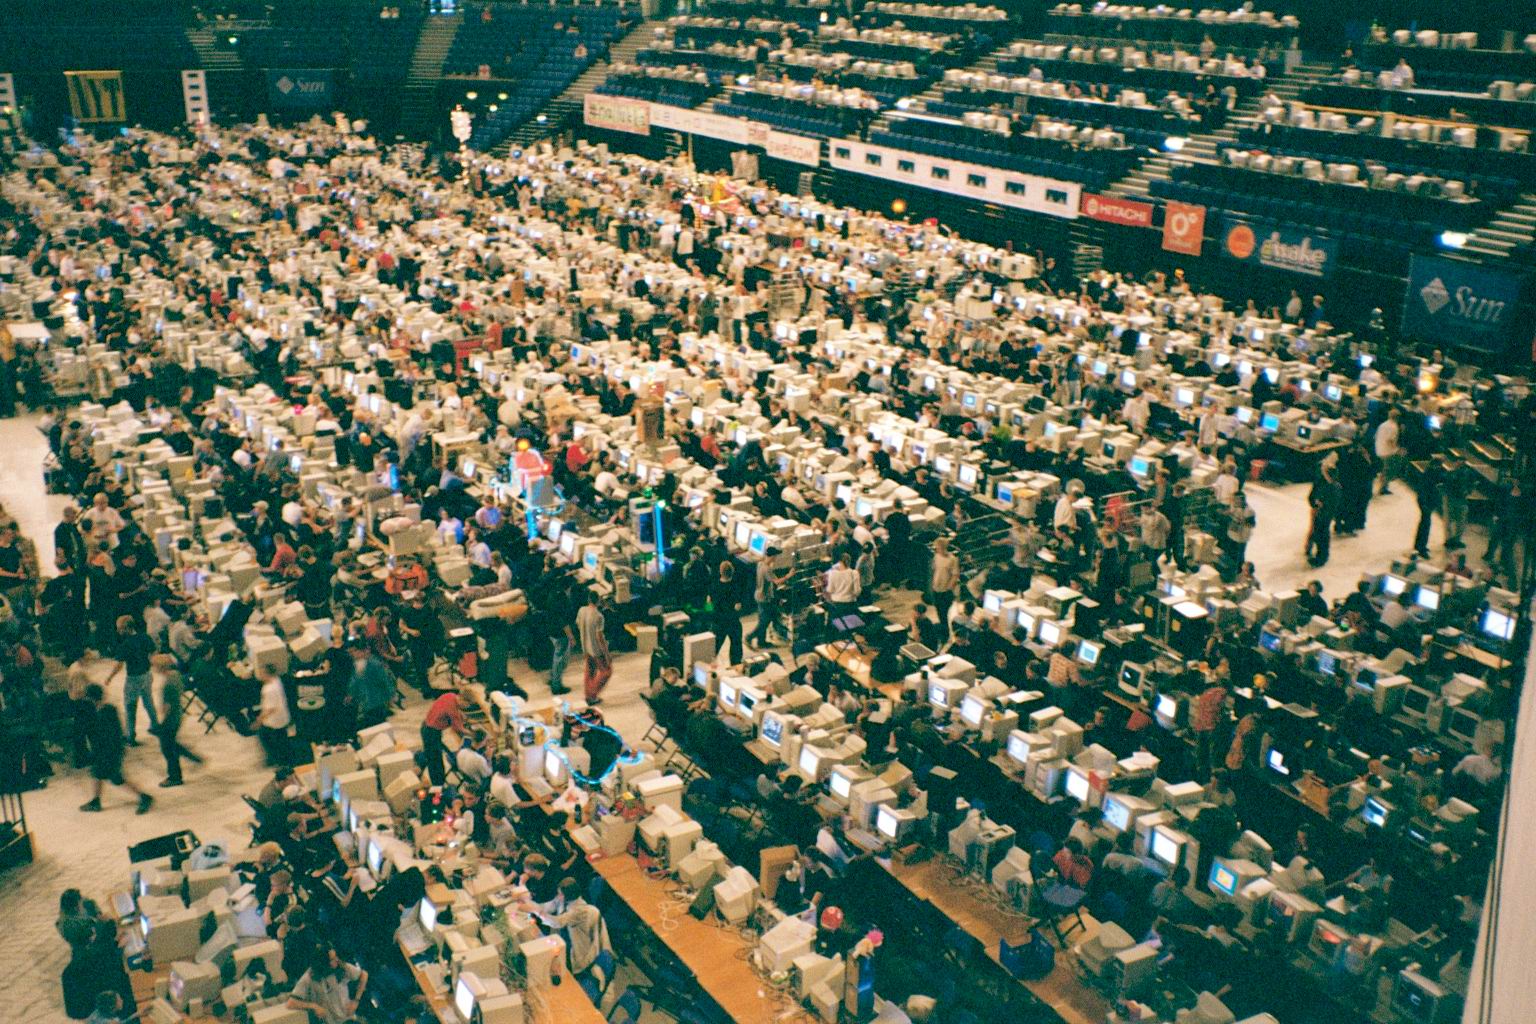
[465,91,478,101]
[891,199,907,215]
[1438,230,1467,249]
[536,114,547,123]
[488,105,498,112]
[498,92,508,101]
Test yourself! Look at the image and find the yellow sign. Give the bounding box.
[65,71,126,123]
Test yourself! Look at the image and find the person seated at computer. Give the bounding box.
[1297,580,1329,621]
[516,853,562,910]
[287,945,369,1024]
[1101,830,1159,887]
[1052,837,1095,890]
[1451,739,1504,797]
[1378,589,1413,634]
[538,877,612,978]
[791,652,836,698]
[454,729,494,786]
[907,603,945,652]
[1150,868,1200,925]
[262,869,297,935]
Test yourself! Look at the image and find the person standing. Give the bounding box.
[78,683,153,814]
[1223,493,1256,574]
[1373,409,1401,495]
[1336,441,1373,535]
[420,691,467,788]
[928,537,960,626]
[576,591,611,706]
[1413,458,1443,558]
[748,546,789,649]
[152,655,201,787]
[115,615,158,746]
[707,561,744,665]
[1440,458,1469,550]
[1305,462,1340,567]
[348,648,395,731]
[256,664,292,766]
[1191,678,1229,780]
[55,504,88,576]
[547,582,574,696]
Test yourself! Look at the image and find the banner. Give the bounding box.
[583,93,650,136]
[766,130,821,167]
[828,139,1080,219]
[266,69,334,111]
[1402,254,1527,354]
[1161,201,1205,255]
[1080,193,1153,228]
[65,70,125,123]
[1221,217,1338,278]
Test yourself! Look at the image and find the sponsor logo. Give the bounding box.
[1224,222,1256,260]
[1081,193,1154,227]
[275,76,295,95]
[1419,277,1450,315]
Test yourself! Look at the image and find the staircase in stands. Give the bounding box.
[495,20,655,152]
[185,27,243,72]
[400,12,463,141]
[1460,194,1536,260]
[1106,60,1335,200]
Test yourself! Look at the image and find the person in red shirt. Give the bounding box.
[565,438,590,475]
[1191,681,1229,779]
[267,535,300,578]
[1052,838,1094,889]
[421,692,466,787]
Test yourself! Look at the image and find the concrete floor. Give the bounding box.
[0,411,1480,1022]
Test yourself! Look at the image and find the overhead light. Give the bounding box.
[1163,136,1187,153]
[1438,230,1467,249]
[465,91,478,100]
[497,92,508,101]
[536,114,547,123]
[488,104,498,112]
[891,199,907,215]
[227,35,238,45]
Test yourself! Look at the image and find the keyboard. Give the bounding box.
[845,828,885,853]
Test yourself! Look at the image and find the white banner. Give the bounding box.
[181,70,209,127]
[583,93,651,136]
[827,139,1081,220]
[650,103,751,145]
[767,130,821,167]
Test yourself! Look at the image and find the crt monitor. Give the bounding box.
[1101,794,1134,832]
[365,838,384,876]
[959,694,986,727]
[1063,766,1092,804]
[1314,650,1339,678]
[1446,707,1480,744]
[760,712,785,748]
[418,898,438,934]
[1037,619,1063,647]
[1401,685,1433,718]
[1381,574,1407,597]
[1414,586,1440,611]
[749,532,768,555]
[875,805,904,840]
[718,678,740,710]
[1480,607,1515,642]
[583,549,600,573]
[1265,745,1292,777]
[543,748,566,785]
[454,974,482,1022]
[1006,731,1033,765]
[1076,639,1101,667]
[1128,456,1150,478]
[1362,795,1393,828]
[798,745,827,781]
[1209,860,1240,897]
[1149,826,1184,868]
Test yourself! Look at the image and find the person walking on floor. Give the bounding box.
[421,690,467,788]
[79,683,153,814]
[748,546,790,649]
[114,615,157,746]
[1374,409,1402,495]
[928,536,960,626]
[256,664,292,766]
[708,560,744,665]
[548,582,574,696]
[152,655,201,787]
[576,591,611,706]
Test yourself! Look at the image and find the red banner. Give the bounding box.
[1080,193,1154,228]
[1162,201,1206,256]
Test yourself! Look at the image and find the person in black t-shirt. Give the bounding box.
[78,683,153,815]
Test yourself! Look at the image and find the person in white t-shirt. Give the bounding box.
[1374,409,1401,495]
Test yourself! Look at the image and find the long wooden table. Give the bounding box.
[881,855,1109,1024]
[587,852,788,1024]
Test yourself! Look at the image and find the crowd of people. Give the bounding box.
[0,108,1519,1022]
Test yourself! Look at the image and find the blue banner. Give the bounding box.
[266,69,334,110]
[1220,217,1339,278]
[1402,254,1527,353]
